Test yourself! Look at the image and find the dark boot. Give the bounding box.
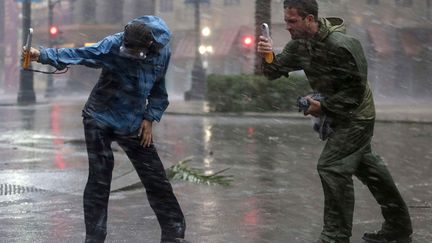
[313,238,349,243]
[362,230,412,243]
[84,235,106,243]
[160,238,190,243]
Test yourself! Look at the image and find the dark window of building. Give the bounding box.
[395,0,413,7]
[224,0,240,6]
[160,0,173,12]
[367,0,380,5]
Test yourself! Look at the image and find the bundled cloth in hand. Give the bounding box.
[297,92,334,140]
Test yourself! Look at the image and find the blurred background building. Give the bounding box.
[0,0,431,100]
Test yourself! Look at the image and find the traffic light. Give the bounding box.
[49,25,59,38]
[242,35,254,48]
[49,25,64,46]
[239,34,255,56]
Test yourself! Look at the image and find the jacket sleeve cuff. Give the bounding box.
[38,48,48,64]
[143,113,155,122]
[320,100,333,117]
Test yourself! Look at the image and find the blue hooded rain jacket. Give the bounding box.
[38,16,171,135]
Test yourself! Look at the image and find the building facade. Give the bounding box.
[4,0,430,99]
[156,0,432,99]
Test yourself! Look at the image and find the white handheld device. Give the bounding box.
[260,23,273,63]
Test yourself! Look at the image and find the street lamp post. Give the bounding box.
[184,0,206,101]
[17,0,36,104]
[428,0,431,20]
[45,0,61,98]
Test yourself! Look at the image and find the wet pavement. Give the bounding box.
[0,97,431,243]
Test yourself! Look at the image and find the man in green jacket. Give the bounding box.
[257,1,412,242]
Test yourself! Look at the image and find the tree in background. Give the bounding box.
[254,0,271,75]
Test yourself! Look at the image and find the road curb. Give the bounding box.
[1,99,431,124]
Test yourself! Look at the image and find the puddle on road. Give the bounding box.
[0,134,90,171]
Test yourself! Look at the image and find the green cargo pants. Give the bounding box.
[317,121,412,243]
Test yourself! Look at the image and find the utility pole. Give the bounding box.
[17,0,36,104]
[184,0,206,101]
[427,0,431,20]
[254,0,271,75]
[0,0,4,90]
[45,0,60,98]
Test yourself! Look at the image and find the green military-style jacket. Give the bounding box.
[263,17,375,125]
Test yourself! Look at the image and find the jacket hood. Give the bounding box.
[315,17,346,41]
[127,15,171,47]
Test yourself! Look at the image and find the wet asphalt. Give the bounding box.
[0,99,430,243]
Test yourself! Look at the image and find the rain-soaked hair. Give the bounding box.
[123,22,155,49]
[283,0,318,20]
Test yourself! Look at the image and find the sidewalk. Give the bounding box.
[164,99,432,124]
[1,94,431,123]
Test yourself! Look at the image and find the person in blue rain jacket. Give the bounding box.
[24,16,188,243]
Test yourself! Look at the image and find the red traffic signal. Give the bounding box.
[242,35,254,48]
[49,25,59,37]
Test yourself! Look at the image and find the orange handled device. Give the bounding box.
[23,28,33,69]
[261,23,274,63]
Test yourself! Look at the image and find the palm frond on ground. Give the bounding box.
[166,157,233,187]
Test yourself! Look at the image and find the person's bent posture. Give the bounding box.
[257,1,412,243]
[23,16,188,243]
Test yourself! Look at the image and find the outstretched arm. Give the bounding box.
[22,35,119,70]
[257,36,303,80]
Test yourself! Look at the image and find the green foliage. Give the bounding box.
[206,74,311,112]
[166,158,233,187]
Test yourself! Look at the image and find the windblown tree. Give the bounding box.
[254,0,272,74]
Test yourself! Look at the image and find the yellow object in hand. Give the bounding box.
[22,28,33,70]
[264,52,273,63]
[23,52,31,69]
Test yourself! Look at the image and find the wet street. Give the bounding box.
[0,100,430,243]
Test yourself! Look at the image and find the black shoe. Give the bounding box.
[84,235,106,243]
[362,230,412,243]
[161,238,190,243]
[161,223,186,243]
